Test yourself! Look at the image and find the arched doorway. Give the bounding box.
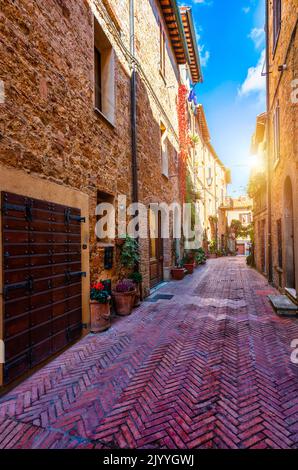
[284,177,296,288]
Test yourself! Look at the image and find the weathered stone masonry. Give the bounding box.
[0,0,187,319]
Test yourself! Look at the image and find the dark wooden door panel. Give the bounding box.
[52,300,68,317]
[5,297,30,318]
[2,191,83,384]
[31,321,52,346]
[4,354,30,383]
[5,314,30,339]
[52,314,68,334]
[5,332,30,361]
[52,331,68,353]
[31,339,52,367]
[30,306,52,327]
[68,309,81,327]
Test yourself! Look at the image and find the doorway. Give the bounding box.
[283,177,295,289]
[149,209,163,288]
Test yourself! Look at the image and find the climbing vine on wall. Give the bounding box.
[177,84,189,203]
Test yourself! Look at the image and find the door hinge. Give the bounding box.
[65,208,85,224]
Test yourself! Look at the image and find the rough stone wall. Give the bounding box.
[133,1,181,292]
[267,0,298,292]
[0,0,182,296]
[253,210,267,275]
[0,0,134,289]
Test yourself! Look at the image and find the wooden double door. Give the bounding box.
[1,192,84,384]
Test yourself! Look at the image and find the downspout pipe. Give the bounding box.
[266,0,273,284]
[130,0,138,205]
[129,0,142,296]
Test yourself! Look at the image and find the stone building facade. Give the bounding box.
[0,0,201,385]
[218,196,253,255]
[266,0,297,297]
[250,113,268,274]
[192,105,229,249]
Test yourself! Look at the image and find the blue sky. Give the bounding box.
[179,0,266,196]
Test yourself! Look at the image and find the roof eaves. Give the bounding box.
[184,7,203,83]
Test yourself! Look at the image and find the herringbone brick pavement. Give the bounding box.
[0,257,297,449]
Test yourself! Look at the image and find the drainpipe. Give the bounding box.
[129,0,142,296]
[130,0,138,205]
[266,0,273,284]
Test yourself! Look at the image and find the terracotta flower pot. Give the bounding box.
[113,290,136,316]
[208,253,217,259]
[90,299,111,333]
[184,263,194,274]
[171,267,185,280]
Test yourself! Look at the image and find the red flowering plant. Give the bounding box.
[90,281,110,304]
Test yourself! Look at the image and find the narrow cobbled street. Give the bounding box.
[0,257,297,449]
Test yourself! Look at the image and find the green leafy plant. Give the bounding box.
[246,254,254,266]
[189,133,200,146]
[129,272,143,284]
[209,239,217,254]
[120,235,140,269]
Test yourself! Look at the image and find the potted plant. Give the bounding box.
[171,242,185,280]
[208,239,217,259]
[182,254,195,274]
[171,262,185,281]
[129,271,142,307]
[120,235,140,269]
[113,279,136,316]
[195,248,207,266]
[90,281,111,333]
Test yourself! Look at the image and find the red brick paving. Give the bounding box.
[0,257,297,449]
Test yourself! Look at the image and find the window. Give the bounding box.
[94,47,102,110]
[160,122,168,177]
[94,17,115,124]
[96,190,115,243]
[239,213,251,225]
[273,0,281,49]
[159,21,166,78]
[273,101,280,162]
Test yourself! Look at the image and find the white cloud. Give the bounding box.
[238,49,266,98]
[196,33,210,68]
[242,6,250,14]
[199,47,210,67]
[248,27,265,49]
[193,0,213,5]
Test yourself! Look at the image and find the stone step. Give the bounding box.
[268,294,298,317]
[285,287,298,305]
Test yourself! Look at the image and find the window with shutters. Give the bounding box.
[273,101,280,163]
[94,16,115,125]
[160,122,168,178]
[273,0,281,50]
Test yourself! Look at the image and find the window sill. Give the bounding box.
[96,241,115,248]
[94,107,115,129]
